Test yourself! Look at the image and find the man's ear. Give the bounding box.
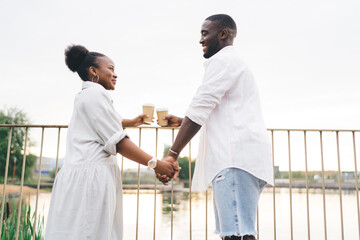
[219,29,229,40]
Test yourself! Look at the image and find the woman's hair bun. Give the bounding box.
[65,45,89,72]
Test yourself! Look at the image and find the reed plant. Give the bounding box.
[1,197,44,240]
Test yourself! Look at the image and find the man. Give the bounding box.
[159,14,273,240]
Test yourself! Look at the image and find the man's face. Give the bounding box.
[199,20,221,59]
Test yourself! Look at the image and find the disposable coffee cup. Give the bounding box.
[156,108,169,126]
[142,104,155,123]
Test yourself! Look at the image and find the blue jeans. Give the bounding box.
[212,168,266,238]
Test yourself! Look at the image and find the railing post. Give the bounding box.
[171,128,175,240]
[304,131,311,240]
[136,128,142,240]
[336,131,344,240]
[287,130,293,240]
[352,131,360,240]
[319,131,328,240]
[33,127,45,240]
[153,128,158,240]
[15,127,29,240]
[189,141,192,240]
[271,130,277,240]
[54,128,61,179]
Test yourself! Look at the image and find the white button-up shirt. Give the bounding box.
[186,46,274,191]
[65,81,128,167]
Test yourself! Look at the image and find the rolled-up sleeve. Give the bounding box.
[85,89,128,155]
[185,58,235,125]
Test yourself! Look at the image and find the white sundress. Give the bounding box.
[45,81,128,240]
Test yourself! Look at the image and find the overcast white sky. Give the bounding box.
[1,0,359,129]
[1,0,360,170]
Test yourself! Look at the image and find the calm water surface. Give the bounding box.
[31,187,359,240]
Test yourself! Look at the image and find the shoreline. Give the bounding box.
[0,184,46,195]
[2,180,359,194]
[273,180,359,190]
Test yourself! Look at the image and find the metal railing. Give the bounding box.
[0,124,359,240]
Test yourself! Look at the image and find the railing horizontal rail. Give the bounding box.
[0,124,68,128]
[2,124,360,133]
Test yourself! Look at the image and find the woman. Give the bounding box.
[45,45,177,240]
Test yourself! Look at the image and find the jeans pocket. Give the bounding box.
[215,174,226,182]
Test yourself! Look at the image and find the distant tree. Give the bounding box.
[163,146,195,181]
[0,108,37,181]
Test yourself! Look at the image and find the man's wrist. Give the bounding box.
[168,149,179,159]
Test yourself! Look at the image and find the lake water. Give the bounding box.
[30,187,359,240]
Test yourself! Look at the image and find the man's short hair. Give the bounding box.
[205,14,237,32]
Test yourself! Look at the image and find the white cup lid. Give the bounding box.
[156,107,168,112]
[142,103,155,107]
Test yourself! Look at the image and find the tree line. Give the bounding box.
[0,108,36,182]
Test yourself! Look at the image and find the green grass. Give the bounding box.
[1,198,44,240]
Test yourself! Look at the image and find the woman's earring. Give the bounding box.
[92,75,99,83]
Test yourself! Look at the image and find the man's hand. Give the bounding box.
[160,115,183,127]
[154,159,180,185]
[156,155,180,185]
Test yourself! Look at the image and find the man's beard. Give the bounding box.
[203,40,221,59]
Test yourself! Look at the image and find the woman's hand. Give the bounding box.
[132,114,151,126]
[122,114,152,127]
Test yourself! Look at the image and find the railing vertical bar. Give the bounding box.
[189,141,192,240]
[33,127,45,240]
[288,130,294,240]
[304,131,311,240]
[0,127,12,236]
[171,128,175,240]
[54,128,61,179]
[136,128,142,240]
[15,127,29,240]
[336,131,344,240]
[271,130,277,240]
[319,131,328,240]
[153,128,158,240]
[352,131,360,240]
[205,190,208,240]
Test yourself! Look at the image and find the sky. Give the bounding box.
[1,0,360,170]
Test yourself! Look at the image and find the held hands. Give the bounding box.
[155,155,180,185]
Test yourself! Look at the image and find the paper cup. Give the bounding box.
[156,108,169,126]
[142,104,155,122]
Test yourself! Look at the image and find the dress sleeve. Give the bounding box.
[185,58,237,125]
[85,89,128,155]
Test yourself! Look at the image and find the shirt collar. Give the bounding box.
[204,45,234,67]
[82,81,106,91]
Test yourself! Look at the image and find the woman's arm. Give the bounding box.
[116,137,178,177]
[122,114,150,127]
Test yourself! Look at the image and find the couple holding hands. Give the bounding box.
[45,14,273,240]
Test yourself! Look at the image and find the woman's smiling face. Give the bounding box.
[91,56,118,90]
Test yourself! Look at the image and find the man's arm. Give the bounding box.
[156,117,201,182]
[166,116,201,160]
